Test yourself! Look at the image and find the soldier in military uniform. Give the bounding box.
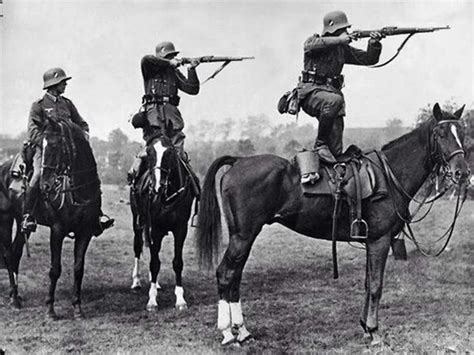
[297,10,384,183]
[129,41,200,191]
[22,67,114,234]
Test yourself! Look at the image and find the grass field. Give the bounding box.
[1,185,473,353]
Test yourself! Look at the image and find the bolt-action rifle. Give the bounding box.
[350,26,450,67]
[177,56,255,83]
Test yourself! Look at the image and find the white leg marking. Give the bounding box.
[14,272,18,286]
[131,257,141,289]
[230,301,244,326]
[230,301,251,342]
[174,286,187,310]
[450,124,463,148]
[218,300,235,345]
[146,282,158,311]
[153,140,167,192]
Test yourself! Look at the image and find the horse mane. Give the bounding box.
[381,116,435,152]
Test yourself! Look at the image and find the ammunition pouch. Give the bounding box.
[142,94,180,106]
[302,70,344,90]
[277,89,299,115]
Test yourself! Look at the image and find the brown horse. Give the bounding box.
[196,103,470,346]
[0,120,104,318]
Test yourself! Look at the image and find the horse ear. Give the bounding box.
[454,104,465,119]
[432,103,443,121]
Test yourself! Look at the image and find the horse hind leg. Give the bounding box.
[360,233,391,346]
[217,233,256,346]
[172,224,188,311]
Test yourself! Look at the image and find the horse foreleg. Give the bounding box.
[217,234,255,346]
[146,231,164,312]
[360,233,391,345]
[46,226,64,319]
[72,233,92,319]
[172,225,187,311]
[131,222,144,291]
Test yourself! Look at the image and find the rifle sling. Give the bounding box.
[370,33,415,68]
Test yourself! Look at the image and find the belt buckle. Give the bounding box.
[163,96,170,103]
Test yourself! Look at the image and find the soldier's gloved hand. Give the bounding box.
[369,31,385,42]
[169,58,181,68]
[189,58,200,68]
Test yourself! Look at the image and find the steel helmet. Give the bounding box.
[322,11,351,35]
[155,41,179,58]
[43,68,71,90]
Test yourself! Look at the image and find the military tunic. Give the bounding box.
[28,92,89,146]
[297,34,382,155]
[140,55,199,145]
[27,92,89,186]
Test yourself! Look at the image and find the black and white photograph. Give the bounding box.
[0,0,472,353]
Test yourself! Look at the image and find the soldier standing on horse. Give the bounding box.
[21,67,114,235]
[129,41,200,191]
[296,11,384,183]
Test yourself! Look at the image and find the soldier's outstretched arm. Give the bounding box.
[344,38,382,66]
[176,67,200,95]
[141,55,172,81]
[304,33,351,54]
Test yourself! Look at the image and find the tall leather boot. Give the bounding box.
[315,114,337,163]
[21,185,39,233]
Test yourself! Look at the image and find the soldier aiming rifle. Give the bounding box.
[129,41,253,191]
[278,10,450,184]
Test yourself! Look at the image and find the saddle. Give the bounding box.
[295,147,388,241]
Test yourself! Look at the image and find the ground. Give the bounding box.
[0,185,472,353]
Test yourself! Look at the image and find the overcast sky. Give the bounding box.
[0,0,472,141]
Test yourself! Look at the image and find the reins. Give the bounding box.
[373,119,468,257]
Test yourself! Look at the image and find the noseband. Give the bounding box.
[430,119,466,179]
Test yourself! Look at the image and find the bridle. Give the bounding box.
[40,124,99,208]
[375,118,469,256]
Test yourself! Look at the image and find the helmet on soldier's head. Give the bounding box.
[43,68,71,90]
[322,10,351,35]
[155,41,180,59]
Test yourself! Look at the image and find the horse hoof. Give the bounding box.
[47,310,58,320]
[10,297,22,309]
[146,304,158,312]
[74,310,85,320]
[221,337,238,347]
[175,303,188,311]
[131,286,142,293]
[369,332,383,347]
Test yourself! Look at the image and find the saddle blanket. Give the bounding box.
[301,151,387,202]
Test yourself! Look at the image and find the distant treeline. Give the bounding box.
[1,102,473,188]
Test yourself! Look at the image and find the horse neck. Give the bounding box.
[382,122,434,197]
[69,137,99,200]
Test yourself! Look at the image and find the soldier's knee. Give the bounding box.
[321,94,344,116]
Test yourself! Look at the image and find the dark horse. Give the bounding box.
[130,145,198,311]
[196,103,470,346]
[0,120,104,318]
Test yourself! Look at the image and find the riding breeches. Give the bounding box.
[301,90,345,157]
[29,146,42,187]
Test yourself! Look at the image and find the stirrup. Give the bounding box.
[21,214,37,233]
[350,218,368,242]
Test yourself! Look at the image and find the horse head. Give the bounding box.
[431,103,470,185]
[40,119,70,193]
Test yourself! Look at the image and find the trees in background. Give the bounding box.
[1,101,472,187]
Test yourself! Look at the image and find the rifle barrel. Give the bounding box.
[352,25,450,38]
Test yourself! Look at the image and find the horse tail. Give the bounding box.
[196,155,239,270]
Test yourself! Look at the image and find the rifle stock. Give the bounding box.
[351,25,450,39]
